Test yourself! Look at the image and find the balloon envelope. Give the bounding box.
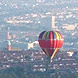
[38,31,64,60]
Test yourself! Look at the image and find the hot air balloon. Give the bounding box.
[38,31,64,60]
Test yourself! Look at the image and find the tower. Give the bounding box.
[7,27,11,39]
[8,40,11,51]
[7,32,11,39]
[52,16,55,29]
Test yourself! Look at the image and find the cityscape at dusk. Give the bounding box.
[0,0,78,78]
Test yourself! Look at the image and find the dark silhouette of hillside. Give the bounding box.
[0,66,78,78]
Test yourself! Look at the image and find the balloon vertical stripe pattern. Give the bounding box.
[38,31,64,60]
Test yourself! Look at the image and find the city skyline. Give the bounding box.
[0,0,78,78]
[0,0,78,52]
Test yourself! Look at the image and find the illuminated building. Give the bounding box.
[7,31,11,40]
[52,16,55,29]
[62,24,76,31]
[8,40,11,51]
[28,41,39,49]
[7,40,21,51]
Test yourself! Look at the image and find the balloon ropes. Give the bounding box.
[38,31,64,60]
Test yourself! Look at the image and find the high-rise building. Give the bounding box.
[7,27,11,39]
[8,41,11,51]
[7,32,11,40]
[28,41,39,49]
[52,16,55,29]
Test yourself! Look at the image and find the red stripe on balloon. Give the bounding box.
[39,40,63,48]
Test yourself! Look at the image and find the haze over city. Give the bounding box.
[0,0,78,50]
[0,0,78,78]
